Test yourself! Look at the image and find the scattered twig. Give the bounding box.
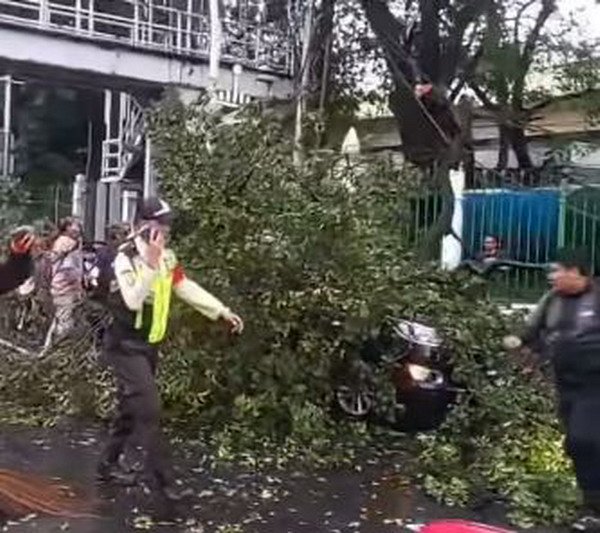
[0,337,35,358]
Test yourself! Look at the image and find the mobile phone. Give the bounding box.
[140,222,164,243]
[139,226,152,242]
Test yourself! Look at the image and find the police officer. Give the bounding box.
[505,248,600,532]
[97,197,243,500]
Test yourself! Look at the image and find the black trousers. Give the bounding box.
[559,387,600,509]
[100,327,173,487]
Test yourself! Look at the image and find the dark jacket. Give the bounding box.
[522,282,600,389]
[0,252,33,296]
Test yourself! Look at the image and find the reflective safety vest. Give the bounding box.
[133,249,177,344]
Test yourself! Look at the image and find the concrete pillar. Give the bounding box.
[108,182,121,226]
[232,64,242,104]
[340,126,360,193]
[72,173,86,218]
[208,0,222,91]
[84,90,104,241]
[143,136,155,197]
[94,181,108,241]
[1,75,12,178]
[121,189,139,223]
[441,167,466,270]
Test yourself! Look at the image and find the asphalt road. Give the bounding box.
[0,425,567,533]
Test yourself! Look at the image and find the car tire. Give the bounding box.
[393,399,449,433]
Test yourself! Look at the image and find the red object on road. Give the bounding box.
[422,520,515,533]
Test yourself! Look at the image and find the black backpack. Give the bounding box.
[82,243,115,300]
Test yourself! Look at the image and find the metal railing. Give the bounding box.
[0,0,293,76]
[460,187,557,302]
[407,169,600,303]
[101,92,145,182]
[0,182,72,229]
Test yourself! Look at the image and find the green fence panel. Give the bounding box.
[0,183,72,232]
[563,186,600,276]
[404,173,600,303]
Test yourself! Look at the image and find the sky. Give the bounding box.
[556,0,600,39]
[357,0,600,114]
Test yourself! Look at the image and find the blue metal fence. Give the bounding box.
[463,188,559,265]
[460,188,560,302]
[407,168,600,303]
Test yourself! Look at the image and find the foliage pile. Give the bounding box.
[0,104,576,526]
[0,296,114,426]
[417,318,577,527]
[150,103,576,526]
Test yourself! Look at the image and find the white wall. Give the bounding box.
[475,140,600,169]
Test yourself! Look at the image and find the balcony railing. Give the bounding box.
[0,0,294,76]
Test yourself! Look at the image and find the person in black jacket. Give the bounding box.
[505,248,600,533]
[0,229,35,296]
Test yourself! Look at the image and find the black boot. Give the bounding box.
[96,461,138,486]
[573,493,600,532]
[96,460,114,482]
[161,484,194,502]
[96,455,140,486]
[572,515,600,532]
[155,469,193,502]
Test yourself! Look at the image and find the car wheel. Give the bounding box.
[335,385,374,419]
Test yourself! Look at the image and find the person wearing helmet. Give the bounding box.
[96,197,243,501]
[0,227,35,295]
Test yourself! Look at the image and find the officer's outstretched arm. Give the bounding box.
[114,252,158,311]
[519,291,553,347]
[172,265,229,321]
[503,291,553,351]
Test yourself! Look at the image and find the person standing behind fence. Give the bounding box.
[48,217,84,343]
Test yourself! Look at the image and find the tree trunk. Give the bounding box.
[317,0,335,116]
[496,125,509,170]
[359,0,417,84]
[418,0,441,83]
[417,162,454,261]
[507,125,533,169]
[293,0,315,167]
[315,0,335,147]
[456,96,475,188]
[83,90,103,240]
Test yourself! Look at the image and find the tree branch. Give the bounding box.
[522,0,556,66]
[419,0,441,82]
[450,46,484,101]
[440,0,491,86]
[512,0,556,107]
[471,83,499,112]
[513,0,537,46]
[360,0,419,84]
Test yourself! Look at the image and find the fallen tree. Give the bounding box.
[0,105,576,527]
